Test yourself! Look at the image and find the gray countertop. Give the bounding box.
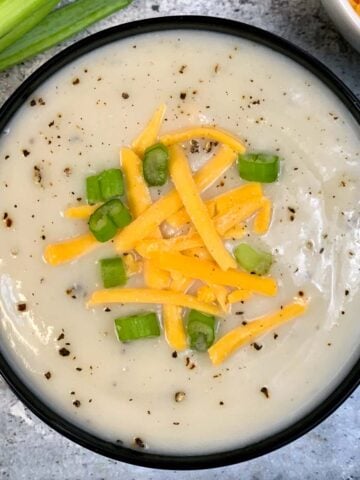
[0,1,359,479]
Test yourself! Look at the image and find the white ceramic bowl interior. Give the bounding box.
[322,0,360,51]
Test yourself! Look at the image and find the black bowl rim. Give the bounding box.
[0,15,359,471]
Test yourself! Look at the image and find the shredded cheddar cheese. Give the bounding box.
[147,251,277,296]
[166,182,262,228]
[44,233,99,266]
[253,197,272,235]
[132,103,167,157]
[64,204,98,219]
[208,300,308,365]
[87,288,222,316]
[169,144,236,271]
[227,289,253,303]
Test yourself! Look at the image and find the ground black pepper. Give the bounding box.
[260,387,270,398]
[44,371,51,380]
[73,400,81,407]
[122,92,129,99]
[175,391,186,402]
[133,437,145,448]
[59,347,70,357]
[252,342,263,351]
[17,303,27,312]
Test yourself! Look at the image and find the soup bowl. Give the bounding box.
[0,16,359,470]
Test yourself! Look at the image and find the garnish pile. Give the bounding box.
[44,104,307,365]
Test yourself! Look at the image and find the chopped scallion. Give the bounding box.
[234,243,273,275]
[88,206,117,243]
[143,143,169,186]
[88,199,132,242]
[186,309,217,352]
[99,168,124,200]
[115,312,160,342]
[0,0,133,72]
[237,153,279,183]
[105,198,132,228]
[86,175,102,205]
[100,257,127,288]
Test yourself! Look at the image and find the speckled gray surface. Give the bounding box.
[0,1,359,479]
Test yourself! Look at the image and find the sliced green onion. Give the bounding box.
[88,205,117,243]
[100,257,127,288]
[237,153,280,183]
[143,143,169,186]
[0,0,58,53]
[88,199,132,242]
[0,0,53,39]
[86,175,102,205]
[234,243,273,275]
[115,312,160,342]
[186,310,217,352]
[99,168,124,200]
[0,0,133,72]
[105,199,132,228]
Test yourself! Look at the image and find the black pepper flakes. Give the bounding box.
[22,149,30,157]
[63,167,72,177]
[133,437,145,448]
[190,139,200,153]
[33,165,42,184]
[345,289,350,296]
[122,92,129,99]
[180,92,186,100]
[260,387,270,398]
[57,332,65,341]
[17,303,27,312]
[72,78,80,85]
[175,391,186,402]
[172,351,178,358]
[59,347,70,357]
[219,401,224,405]
[44,371,51,380]
[30,99,36,107]
[298,291,304,297]
[252,342,263,351]
[179,65,187,74]
[4,215,13,228]
[273,333,278,340]
[73,400,81,407]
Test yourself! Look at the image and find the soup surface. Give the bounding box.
[0,31,359,455]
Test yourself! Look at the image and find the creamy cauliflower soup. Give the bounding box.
[0,30,359,455]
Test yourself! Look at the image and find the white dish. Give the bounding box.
[322,0,360,51]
